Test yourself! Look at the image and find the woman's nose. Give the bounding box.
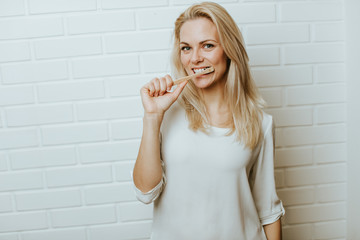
[191,49,203,63]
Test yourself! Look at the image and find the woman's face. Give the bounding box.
[179,17,228,89]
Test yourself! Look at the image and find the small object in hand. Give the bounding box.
[173,66,214,85]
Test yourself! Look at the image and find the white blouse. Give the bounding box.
[133,103,285,240]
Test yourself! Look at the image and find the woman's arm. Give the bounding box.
[133,76,187,193]
[263,218,282,240]
[133,113,164,192]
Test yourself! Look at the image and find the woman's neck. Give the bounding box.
[198,79,232,127]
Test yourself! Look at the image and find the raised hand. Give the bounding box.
[140,74,188,116]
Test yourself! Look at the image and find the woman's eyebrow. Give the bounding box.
[200,39,217,44]
[180,39,217,45]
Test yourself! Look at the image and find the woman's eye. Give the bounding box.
[204,44,214,49]
[181,46,191,51]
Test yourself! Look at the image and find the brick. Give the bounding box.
[314,220,346,239]
[282,124,346,146]
[72,55,139,79]
[84,183,136,204]
[226,4,276,23]
[51,206,116,227]
[107,76,147,97]
[138,7,185,30]
[0,129,38,150]
[275,147,313,168]
[266,107,313,127]
[6,104,73,127]
[114,161,135,182]
[37,80,104,103]
[315,22,345,42]
[111,119,142,140]
[2,61,68,84]
[274,128,284,147]
[0,153,7,171]
[316,104,346,124]
[285,164,346,187]
[246,24,309,45]
[105,30,172,53]
[88,222,152,240]
[277,187,314,206]
[0,171,43,192]
[274,169,285,188]
[22,229,87,240]
[281,2,344,22]
[16,189,81,211]
[0,212,47,232]
[283,224,312,240]
[76,98,142,121]
[0,17,63,40]
[248,47,280,66]
[67,12,135,35]
[29,0,96,14]
[0,0,25,16]
[285,203,346,224]
[0,234,18,240]
[34,37,102,59]
[10,146,76,170]
[46,165,112,187]
[317,64,345,83]
[287,84,346,106]
[284,44,345,64]
[42,123,108,145]
[79,141,140,163]
[253,66,312,87]
[0,86,34,106]
[259,88,282,107]
[0,194,12,212]
[314,143,346,164]
[316,183,347,203]
[118,202,153,222]
[0,42,30,63]
[142,51,171,73]
[102,0,167,9]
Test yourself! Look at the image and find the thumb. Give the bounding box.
[170,80,188,102]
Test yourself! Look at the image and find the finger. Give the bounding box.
[159,77,167,96]
[146,82,155,97]
[164,74,174,92]
[170,80,188,102]
[152,78,160,97]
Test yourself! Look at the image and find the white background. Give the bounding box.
[0,0,358,239]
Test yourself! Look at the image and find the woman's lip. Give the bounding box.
[191,66,212,74]
[191,66,211,70]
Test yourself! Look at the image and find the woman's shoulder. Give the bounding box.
[260,110,274,135]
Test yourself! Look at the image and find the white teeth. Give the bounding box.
[193,67,209,73]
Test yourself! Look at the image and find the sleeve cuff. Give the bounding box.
[260,201,285,226]
[130,170,165,204]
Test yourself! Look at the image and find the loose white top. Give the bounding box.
[133,103,285,240]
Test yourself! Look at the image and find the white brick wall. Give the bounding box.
[0,0,350,239]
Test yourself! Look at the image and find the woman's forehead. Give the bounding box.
[179,18,219,43]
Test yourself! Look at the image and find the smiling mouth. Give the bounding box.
[192,66,212,74]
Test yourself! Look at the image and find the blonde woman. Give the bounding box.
[133,2,285,239]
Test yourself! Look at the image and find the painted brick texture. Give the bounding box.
[0,1,347,240]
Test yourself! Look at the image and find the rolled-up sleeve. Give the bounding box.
[250,117,285,225]
[131,159,166,205]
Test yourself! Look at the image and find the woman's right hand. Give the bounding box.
[140,75,188,117]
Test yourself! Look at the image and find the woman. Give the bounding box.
[132,2,285,239]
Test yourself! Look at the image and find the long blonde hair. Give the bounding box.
[171,2,265,149]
